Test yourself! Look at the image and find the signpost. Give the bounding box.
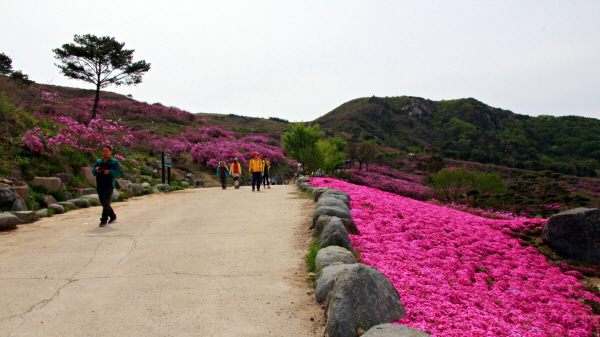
[162,152,172,185]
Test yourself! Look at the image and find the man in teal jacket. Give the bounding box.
[92,145,122,227]
[216,161,230,189]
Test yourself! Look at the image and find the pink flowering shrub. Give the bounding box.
[190,139,285,168]
[20,116,134,156]
[311,178,599,337]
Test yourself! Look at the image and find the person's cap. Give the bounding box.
[233,157,239,161]
[253,152,259,155]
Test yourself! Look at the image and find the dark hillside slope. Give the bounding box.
[314,96,600,177]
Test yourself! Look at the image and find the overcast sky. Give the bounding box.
[2,0,599,121]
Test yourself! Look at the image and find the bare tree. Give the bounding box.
[356,141,379,171]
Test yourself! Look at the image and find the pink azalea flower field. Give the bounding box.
[311,178,600,337]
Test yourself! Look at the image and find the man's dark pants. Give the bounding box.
[251,172,262,190]
[97,186,116,222]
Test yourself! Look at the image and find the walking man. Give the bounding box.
[230,157,242,189]
[262,155,271,189]
[216,161,230,189]
[248,152,263,192]
[92,145,122,227]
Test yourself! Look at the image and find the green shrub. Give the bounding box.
[47,208,55,217]
[89,199,101,206]
[306,238,324,274]
[63,205,70,212]
[49,190,66,202]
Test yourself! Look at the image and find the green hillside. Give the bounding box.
[314,96,600,177]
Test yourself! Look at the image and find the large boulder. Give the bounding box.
[320,190,351,209]
[313,206,352,227]
[122,173,138,182]
[13,185,29,201]
[31,177,63,192]
[313,214,358,237]
[43,195,58,207]
[48,204,65,214]
[315,246,356,270]
[10,211,38,223]
[10,197,28,211]
[299,183,311,192]
[311,187,331,201]
[325,264,406,337]
[319,217,353,250]
[79,167,96,186]
[541,208,600,263]
[77,188,97,196]
[0,212,20,230]
[0,186,16,204]
[55,173,73,185]
[315,264,358,303]
[119,188,133,198]
[317,197,350,212]
[36,208,48,218]
[68,199,91,208]
[362,324,430,337]
[112,189,122,201]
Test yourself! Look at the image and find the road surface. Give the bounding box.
[0,185,323,336]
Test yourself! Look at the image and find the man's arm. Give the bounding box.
[108,160,122,177]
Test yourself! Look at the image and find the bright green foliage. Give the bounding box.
[281,123,323,168]
[53,34,151,120]
[431,168,506,207]
[317,137,347,172]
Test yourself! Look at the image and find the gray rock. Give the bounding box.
[83,194,100,203]
[155,184,172,192]
[174,173,185,181]
[79,167,96,186]
[315,246,356,270]
[48,204,65,214]
[153,187,160,193]
[181,181,190,188]
[36,209,48,218]
[116,179,132,189]
[43,195,57,207]
[195,180,204,188]
[300,183,311,192]
[112,189,122,201]
[321,189,351,201]
[32,177,63,192]
[10,169,23,179]
[141,182,151,189]
[319,217,353,250]
[55,173,73,184]
[298,178,312,183]
[0,187,16,204]
[77,188,97,196]
[119,188,133,198]
[10,211,37,223]
[63,192,73,200]
[314,214,360,236]
[122,173,137,182]
[362,324,430,337]
[68,199,91,208]
[128,183,144,196]
[325,264,406,337]
[10,198,28,211]
[0,212,20,230]
[317,197,350,212]
[541,208,600,263]
[315,264,358,303]
[320,191,351,209]
[313,206,352,227]
[56,201,77,210]
[312,187,331,202]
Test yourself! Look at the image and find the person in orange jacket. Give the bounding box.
[229,157,242,189]
[248,152,263,191]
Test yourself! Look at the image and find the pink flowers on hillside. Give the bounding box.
[311,178,599,336]
[349,169,430,201]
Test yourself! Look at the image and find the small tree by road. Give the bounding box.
[53,34,151,121]
[355,141,378,171]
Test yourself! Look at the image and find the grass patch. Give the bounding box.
[306,238,325,275]
[63,205,70,212]
[46,208,55,217]
[89,199,101,206]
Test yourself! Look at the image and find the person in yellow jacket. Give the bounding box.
[229,157,242,189]
[248,152,263,191]
[262,156,271,189]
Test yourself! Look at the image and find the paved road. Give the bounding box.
[0,185,322,336]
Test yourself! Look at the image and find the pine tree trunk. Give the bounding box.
[91,84,100,121]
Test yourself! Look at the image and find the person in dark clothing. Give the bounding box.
[91,145,122,227]
[262,156,271,189]
[216,161,230,189]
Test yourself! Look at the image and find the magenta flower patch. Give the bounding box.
[311,178,599,336]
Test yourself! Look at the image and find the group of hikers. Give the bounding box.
[216,151,271,191]
[91,148,275,227]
